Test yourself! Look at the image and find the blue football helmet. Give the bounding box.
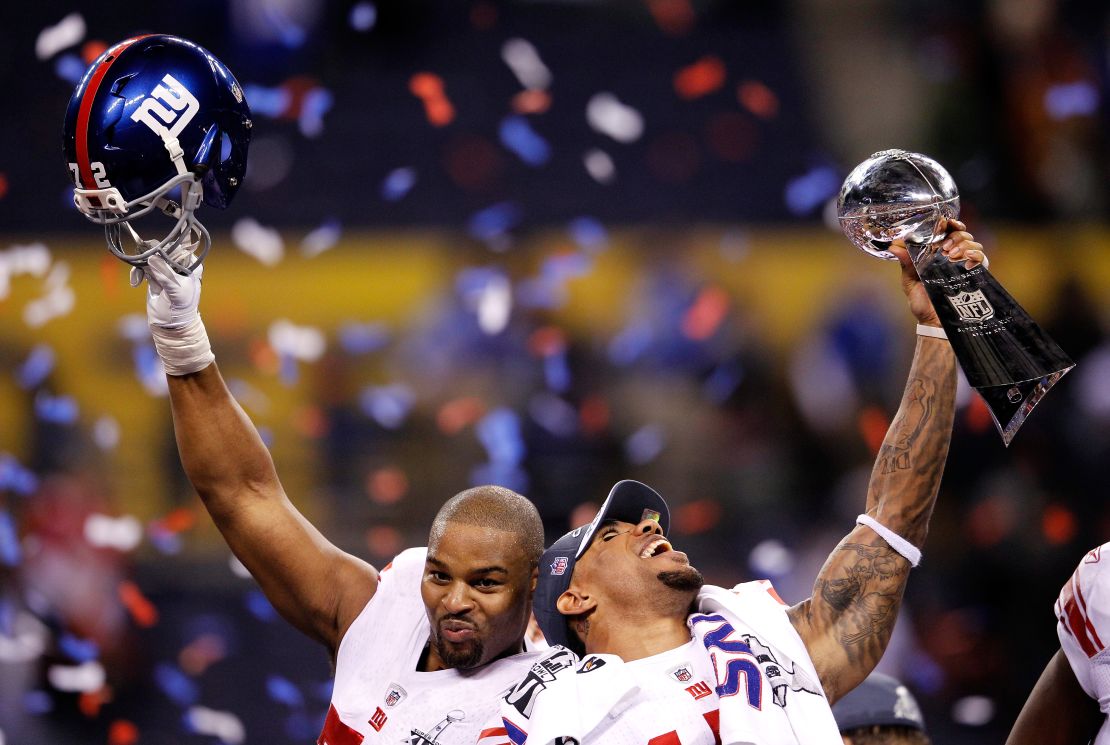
[63,35,252,274]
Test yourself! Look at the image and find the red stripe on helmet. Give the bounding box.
[75,35,153,190]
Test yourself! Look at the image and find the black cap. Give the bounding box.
[832,673,927,734]
[533,480,671,650]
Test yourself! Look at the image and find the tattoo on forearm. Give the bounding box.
[877,378,932,475]
[815,540,908,654]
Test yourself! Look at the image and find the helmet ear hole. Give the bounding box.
[220,131,233,163]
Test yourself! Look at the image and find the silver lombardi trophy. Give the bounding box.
[837,149,1074,446]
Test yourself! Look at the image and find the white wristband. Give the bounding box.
[856,514,922,567]
[150,315,215,376]
[916,324,947,340]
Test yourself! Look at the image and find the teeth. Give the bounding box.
[640,537,670,558]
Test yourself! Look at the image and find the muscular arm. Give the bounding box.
[1007,649,1103,745]
[168,363,377,653]
[787,333,957,704]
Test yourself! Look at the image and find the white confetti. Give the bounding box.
[583,149,616,184]
[85,513,142,551]
[952,695,994,726]
[47,661,106,693]
[23,262,74,328]
[586,93,644,143]
[268,320,326,361]
[501,38,552,91]
[231,218,285,266]
[0,610,49,663]
[185,706,246,744]
[477,274,512,335]
[92,416,120,451]
[749,539,795,576]
[35,13,85,60]
[300,221,342,257]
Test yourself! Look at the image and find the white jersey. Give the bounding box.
[319,547,544,745]
[499,581,841,745]
[1056,543,1110,745]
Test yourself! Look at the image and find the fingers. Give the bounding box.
[940,231,988,269]
[129,266,145,288]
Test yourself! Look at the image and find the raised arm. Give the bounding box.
[141,252,377,654]
[1006,649,1104,745]
[786,220,980,703]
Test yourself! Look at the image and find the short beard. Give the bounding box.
[433,635,485,669]
[658,566,705,593]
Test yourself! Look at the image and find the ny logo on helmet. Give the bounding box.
[130,74,200,140]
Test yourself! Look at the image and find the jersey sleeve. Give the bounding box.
[1056,544,1110,705]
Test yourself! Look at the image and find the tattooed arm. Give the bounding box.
[786,220,980,704]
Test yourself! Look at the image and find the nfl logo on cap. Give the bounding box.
[550,556,569,575]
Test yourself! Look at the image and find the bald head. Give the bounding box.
[429,485,544,566]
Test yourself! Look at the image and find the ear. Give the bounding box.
[556,588,595,616]
[529,565,539,594]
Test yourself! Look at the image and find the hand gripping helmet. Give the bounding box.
[63,34,252,274]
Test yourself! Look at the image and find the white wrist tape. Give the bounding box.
[856,514,922,567]
[916,324,947,340]
[150,315,215,376]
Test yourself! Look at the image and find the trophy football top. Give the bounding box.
[837,149,960,261]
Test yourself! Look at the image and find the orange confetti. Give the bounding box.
[159,507,196,534]
[579,395,610,435]
[512,89,552,115]
[79,685,112,717]
[82,40,108,64]
[528,326,567,357]
[647,0,695,36]
[681,286,729,340]
[108,720,139,745]
[293,405,329,438]
[249,339,281,375]
[410,73,456,127]
[179,633,228,675]
[737,80,779,119]
[857,405,890,455]
[674,56,726,100]
[673,499,723,535]
[118,580,158,628]
[437,396,487,435]
[1042,504,1077,545]
[367,467,409,505]
[366,525,403,559]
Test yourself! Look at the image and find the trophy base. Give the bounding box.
[976,365,1074,447]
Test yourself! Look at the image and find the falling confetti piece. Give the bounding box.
[301,219,342,256]
[367,467,409,505]
[625,424,666,464]
[33,391,79,424]
[359,384,416,429]
[673,56,726,99]
[673,499,722,535]
[409,72,455,127]
[0,511,21,566]
[85,514,143,551]
[118,581,158,628]
[586,93,644,143]
[339,321,390,354]
[179,633,228,676]
[35,12,85,60]
[17,345,55,389]
[59,633,99,663]
[380,167,417,202]
[738,80,779,119]
[647,0,695,35]
[499,116,551,166]
[501,38,551,91]
[436,397,487,435]
[47,661,106,693]
[78,685,111,717]
[269,320,326,361]
[583,149,616,184]
[108,720,139,745]
[349,2,377,32]
[511,89,551,115]
[185,706,246,743]
[528,393,577,437]
[232,218,285,265]
[266,675,304,707]
[681,285,730,341]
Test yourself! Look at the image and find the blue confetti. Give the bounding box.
[0,510,21,566]
[17,345,56,389]
[242,85,292,118]
[608,321,654,365]
[528,393,577,437]
[54,53,86,84]
[339,322,390,354]
[280,352,299,387]
[246,589,278,622]
[262,4,307,48]
[267,675,304,707]
[784,165,840,216]
[541,252,592,281]
[34,391,78,424]
[148,529,182,555]
[625,424,666,465]
[59,633,100,663]
[567,217,608,251]
[380,167,417,202]
[0,597,13,635]
[155,663,199,706]
[1045,81,1099,120]
[300,87,334,138]
[703,362,745,404]
[499,116,551,166]
[24,690,53,715]
[359,384,416,429]
[469,463,529,493]
[0,453,39,496]
[467,202,521,243]
[476,408,525,466]
[349,2,377,31]
[543,353,571,393]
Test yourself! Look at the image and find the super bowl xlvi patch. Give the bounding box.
[384,682,408,708]
[668,664,693,683]
[504,648,576,719]
[550,556,568,575]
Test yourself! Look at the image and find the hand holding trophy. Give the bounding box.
[837,150,1074,445]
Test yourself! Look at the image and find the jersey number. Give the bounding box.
[690,613,763,708]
